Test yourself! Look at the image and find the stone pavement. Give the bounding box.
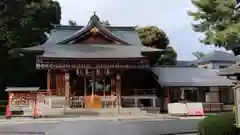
[0,119,200,135]
[0,114,206,126]
[0,114,178,124]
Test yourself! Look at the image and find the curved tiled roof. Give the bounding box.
[22,44,164,59]
[193,51,236,64]
[18,14,164,59]
[151,66,233,87]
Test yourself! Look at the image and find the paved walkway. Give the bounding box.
[0,119,200,135]
[0,115,206,127]
[0,115,173,122]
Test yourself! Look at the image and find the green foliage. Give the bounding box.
[137,26,177,65]
[192,51,205,59]
[68,20,77,26]
[188,0,240,50]
[198,112,240,135]
[0,0,61,98]
[159,46,177,65]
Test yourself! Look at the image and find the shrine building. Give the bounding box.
[12,13,233,113]
[17,13,163,109]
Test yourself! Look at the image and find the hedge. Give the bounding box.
[198,112,240,135]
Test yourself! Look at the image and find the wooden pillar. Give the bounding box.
[56,73,60,96]
[47,70,52,108]
[91,70,96,99]
[65,72,70,100]
[84,70,87,97]
[116,73,122,108]
[103,76,106,108]
[110,74,116,108]
[47,70,51,94]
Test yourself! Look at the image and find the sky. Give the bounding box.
[56,0,228,60]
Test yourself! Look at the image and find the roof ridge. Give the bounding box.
[53,24,137,31]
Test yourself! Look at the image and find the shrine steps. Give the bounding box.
[36,104,148,117]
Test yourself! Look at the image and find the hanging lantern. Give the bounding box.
[76,69,79,76]
[65,73,70,81]
[116,73,121,80]
[96,69,100,75]
[85,69,88,76]
[80,69,84,76]
[106,68,110,75]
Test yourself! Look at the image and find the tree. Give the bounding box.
[137,26,177,65]
[192,51,205,59]
[188,0,239,50]
[0,0,61,98]
[68,20,77,26]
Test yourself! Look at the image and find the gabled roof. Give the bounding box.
[55,14,131,45]
[46,25,142,46]
[192,51,236,65]
[151,66,233,87]
[17,13,164,59]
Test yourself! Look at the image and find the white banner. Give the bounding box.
[168,103,187,115]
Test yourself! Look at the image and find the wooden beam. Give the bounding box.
[47,70,51,95]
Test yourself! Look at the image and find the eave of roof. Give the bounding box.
[193,51,236,65]
[5,87,40,92]
[20,44,164,59]
[218,63,240,76]
[151,66,233,87]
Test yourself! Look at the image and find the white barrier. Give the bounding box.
[168,103,187,116]
[186,103,204,116]
[168,102,204,116]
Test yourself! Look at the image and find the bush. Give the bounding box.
[198,112,240,135]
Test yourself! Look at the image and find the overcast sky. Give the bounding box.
[56,0,227,60]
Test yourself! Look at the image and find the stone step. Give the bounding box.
[36,105,147,116]
[141,107,160,114]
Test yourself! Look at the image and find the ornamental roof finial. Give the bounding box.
[90,11,99,22]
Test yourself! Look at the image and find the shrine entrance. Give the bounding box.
[68,69,119,109]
